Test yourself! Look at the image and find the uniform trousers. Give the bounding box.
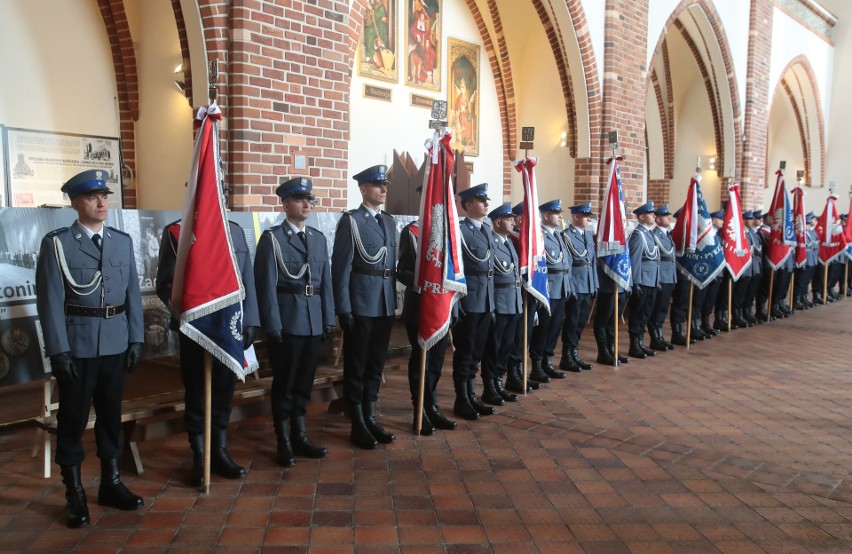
[700,277,721,318]
[508,301,536,369]
[774,269,792,304]
[55,353,125,466]
[733,276,751,311]
[269,334,321,422]
[452,312,492,381]
[530,297,566,361]
[628,285,657,336]
[482,313,520,381]
[343,315,393,404]
[562,293,593,351]
[405,320,448,401]
[593,290,628,346]
[669,275,691,326]
[180,333,236,437]
[794,267,814,299]
[756,268,772,313]
[714,276,730,313]
[650,282,675,329]
[746,271,762,312]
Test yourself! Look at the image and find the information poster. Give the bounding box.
[6,128,122,209]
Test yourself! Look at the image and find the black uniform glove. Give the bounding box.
[489,312,497,325]
[322,325,336,341]
[50,353,77,385]
[125,343,144,373]
[338,313,355,334]
[266,330,285,344]
[242,326,259,350]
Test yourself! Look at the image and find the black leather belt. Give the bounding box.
[468,269,494,277]
[65,304,125,319]
[548,268,568,274]
[277,285,321,296]
[495,281,521,289]
[353,267,396,278]
[572,261,592,268]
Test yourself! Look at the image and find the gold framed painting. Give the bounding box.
[447,38,480,157]
[357,0,398,83]
[405,0,441,91]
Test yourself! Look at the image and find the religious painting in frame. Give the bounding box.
[357,0,398,83]
[447,38,480,156]
[405,0,441,91]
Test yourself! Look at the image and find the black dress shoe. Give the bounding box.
[425,400,458,430]
[528,365,551,384]
[363,402,396,444]
[558,356,581,373]
[412,409,436,436]
[98,459,143,510]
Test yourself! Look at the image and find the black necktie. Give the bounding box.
[375,213,385,237]
[92,234,102,250]
[297,231,308,253]
[480,225,490,242]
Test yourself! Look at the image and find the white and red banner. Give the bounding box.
[721,183,752,280]
[596,157,631,289]
[765,169,796,270]
[514,156,549,308]
[171,103,256,380]
[791,186,807,268]
[414,130,466,350]
[815,194,848,264]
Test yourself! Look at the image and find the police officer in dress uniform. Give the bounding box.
[648,204,676,350]
[700,210,723,336]
[627,202,661,358]
[505,202,540,393]
[669,209,695,345]
[254,177,334,466]
[730,210,757,327]
[770,211,796,318]
[398,189,458,435]
[332,165,397,449]
[754,210,777,321]
[157,219,260,485]
[36,170,144,528]
[453,184,497,420]
[592,249,630,365]
[560,202,598,371]
[794,212,818,309]
[530,199,573,380]
[744,209,765,324]
[480,203,522,406]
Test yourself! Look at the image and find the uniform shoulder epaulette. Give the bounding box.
[381,210,395,219]
[107,226,130,237]
[306,225,323,235]
[263,223,282,233]
[46,227,69,238]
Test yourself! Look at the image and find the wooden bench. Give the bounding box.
[32,363,344,478]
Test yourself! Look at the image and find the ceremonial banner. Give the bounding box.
[791,187,807,268]
[171,103,256,380]
[596,157,631,289]
[765,169,795,270]
[414,130,466,350]
[815,194,848,264]
[846,197,852,260]
[514,156,549,309]
[671,176,725,288]
[722,183,752,280]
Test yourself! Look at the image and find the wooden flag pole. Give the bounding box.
[522,293,529,394]
[202,351,212,494]
[823,263,829,304]
[768,269,775,316]
[613,290,619,366]
[686,283,694,349]
[727,276,733,332]
[788,272,796,311]
[414,347,428,435]
[845,260,849,299]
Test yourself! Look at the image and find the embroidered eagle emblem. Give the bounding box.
[425,204,445,268]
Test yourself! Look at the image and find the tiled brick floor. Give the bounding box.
[1,301,851,552]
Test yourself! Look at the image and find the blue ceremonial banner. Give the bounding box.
[599,161,632,289]
[675,179,725,289]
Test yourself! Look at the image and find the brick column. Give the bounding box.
[739,0,774,209]
[599,0,650,210]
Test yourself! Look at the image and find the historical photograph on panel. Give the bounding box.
[405,0,441,91]
[125,210,180,294]
[357,0,398,83]
[447,38,480,157]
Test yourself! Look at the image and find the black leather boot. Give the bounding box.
[495,376,518,402]
[691,319,707,340]
[468,379,495,416]
[188,434,204,486]
[657,328,675,350]
[733,308,751,328]
[570,348,592,370]
[412,405,436,436]
[558,351,581,372]
[648,327,668,351]
[637,335,656,356]
[744,306,759,325]
[363,401,395,444]
[209,429,246,478]
[97,458,143,510]
[275,419,296,467]
[595,335,615,364]
[349,402,378,449]
[425,389,457,429]
[701,315,718,336]
[628,335,647,359]
[480,376,505,406]
[291,415,328,459]
[541,357,567,379]
[453,379,480,420]
[714,311,730,332]
[671,323,688,346]
[60,465,89,528]
[528,358,551,383]
[505,363,537,393]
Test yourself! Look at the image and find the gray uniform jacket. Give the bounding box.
[563,225,599,294]
[459,218,495,314]
[805,228,819,267]
[156,220,260,330]
[651,227,677,285]
[543,226,573,300]
[332,205,397,317]
[491,234,522,315]
[255,223,334,337]
[747,227,763,275]
[36,221,143,358]
[629,225,661,287]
